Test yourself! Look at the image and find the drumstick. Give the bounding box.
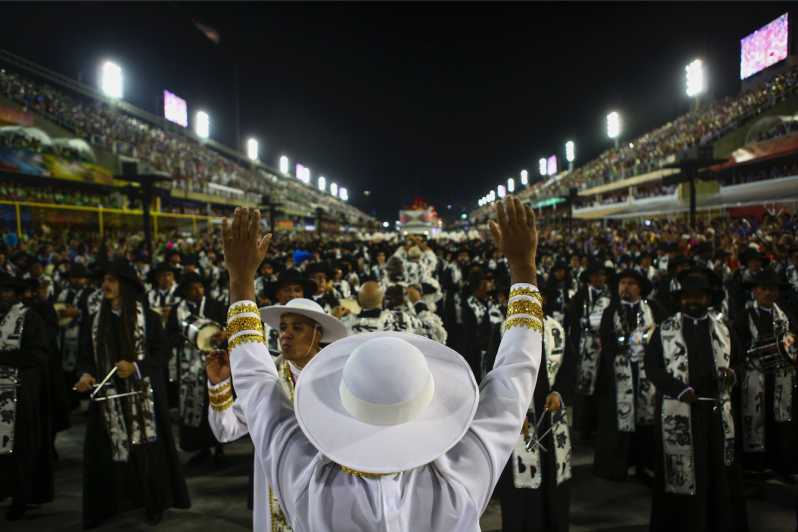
[92,390,141,402]
[90,366,118,399]
[533,407,549,434]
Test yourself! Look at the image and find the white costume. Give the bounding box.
[226,282,543,531]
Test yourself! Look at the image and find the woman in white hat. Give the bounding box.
[220,199,542,532]
[206,298,348,532]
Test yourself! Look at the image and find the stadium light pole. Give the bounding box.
[607,111,621,149]
[538,157,548,177]
[520,169,529,186]
[99,61,123,100]
[279,155,290,175]
[246,138,259,161]
[330,182,338,198]
[195,110,210,140]
[318,176,327,192]
[507,177,515,193]
[685,58,705,111]
[565,140,575,172]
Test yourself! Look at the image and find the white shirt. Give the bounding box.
[208,358,301,532]
[229,284,542,532]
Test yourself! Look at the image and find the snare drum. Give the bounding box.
[182,318,223,352]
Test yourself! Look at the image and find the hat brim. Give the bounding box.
[260,304,348,343]
[264,279,317,301]
[294,331,479,474]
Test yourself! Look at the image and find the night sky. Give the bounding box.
[0,3,789,221]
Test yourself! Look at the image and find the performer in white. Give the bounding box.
[219,199,542,532]
[206,298,348,531]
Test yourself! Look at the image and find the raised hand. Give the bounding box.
[222,208,272,303]
[489,197,538,285]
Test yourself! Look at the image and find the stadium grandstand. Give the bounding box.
[0,49,375,239]
[470,59,798,225]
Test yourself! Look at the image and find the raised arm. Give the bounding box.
[221,209,307,466]
[435,197,541,512]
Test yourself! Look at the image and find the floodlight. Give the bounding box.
[246,138,258,161]
[195,111,210,139]
[607,112,621,140]
[100,61,123,99]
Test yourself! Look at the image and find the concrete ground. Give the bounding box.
[3,412,795,531]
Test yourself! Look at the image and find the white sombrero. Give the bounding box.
[294,331,479,474]
[259,298,348,343]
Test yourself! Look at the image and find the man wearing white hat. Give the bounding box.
[220,199,542,532]
[206,297,348,532]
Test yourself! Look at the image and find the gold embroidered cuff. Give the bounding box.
[208,381,232,396]
[504,316,543,333]
[509,287,543,302]
[210,397,234,412]
[209,388,233,404]
[228,333,265,350]
[507,299,544,319]
[228,301,259,321]
[227,316,264,337]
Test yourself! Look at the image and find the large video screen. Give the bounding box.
[741,13,789,80]
[164,90,188,127]
[547,155,558,176]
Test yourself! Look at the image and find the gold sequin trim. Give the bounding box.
[339,465,393,479]
[227,317,264,337]
[507,299,544,319]
[228,333,265,350]
[209,388,233,405]
[208,382,233,397]
[210,397,234,411]
[228,302,259,320]
[503,316,543,333]
[509,287,542,301]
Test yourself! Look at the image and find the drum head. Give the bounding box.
[195,322,222,351]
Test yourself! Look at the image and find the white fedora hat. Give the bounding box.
[260,298,348,343]
[294,331,479,474]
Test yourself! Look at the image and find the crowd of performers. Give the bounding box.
[0,210,797,531]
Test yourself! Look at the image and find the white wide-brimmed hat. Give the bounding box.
[260,298,348,343]
[294,331,479,474]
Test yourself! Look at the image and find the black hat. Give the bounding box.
[743,268,788,290]
[182,254,199,267]
[673,268,724,306]
[617,269,652,298]
[177,271,206,296]
[579,261,613,283]
[100,259,145,294]
[264,269,317,301]
[67,263,91,279]
[667,255,692,273]
[739,248,770,268]
[148,262,180,284]
[306,261,332,277]
[165,249,182,262]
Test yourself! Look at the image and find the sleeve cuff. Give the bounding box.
[505,283,543,333]
[208,377,232,391]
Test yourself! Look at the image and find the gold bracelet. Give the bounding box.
[228,302,259,320]
[208,381,232,396]
[209,388,234,405]
[228,333,265,350]
[509,287,543,301]
[227,317,264,337]
[503,316,543,333]
[210,397,234,412]
[507,299,544,319]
